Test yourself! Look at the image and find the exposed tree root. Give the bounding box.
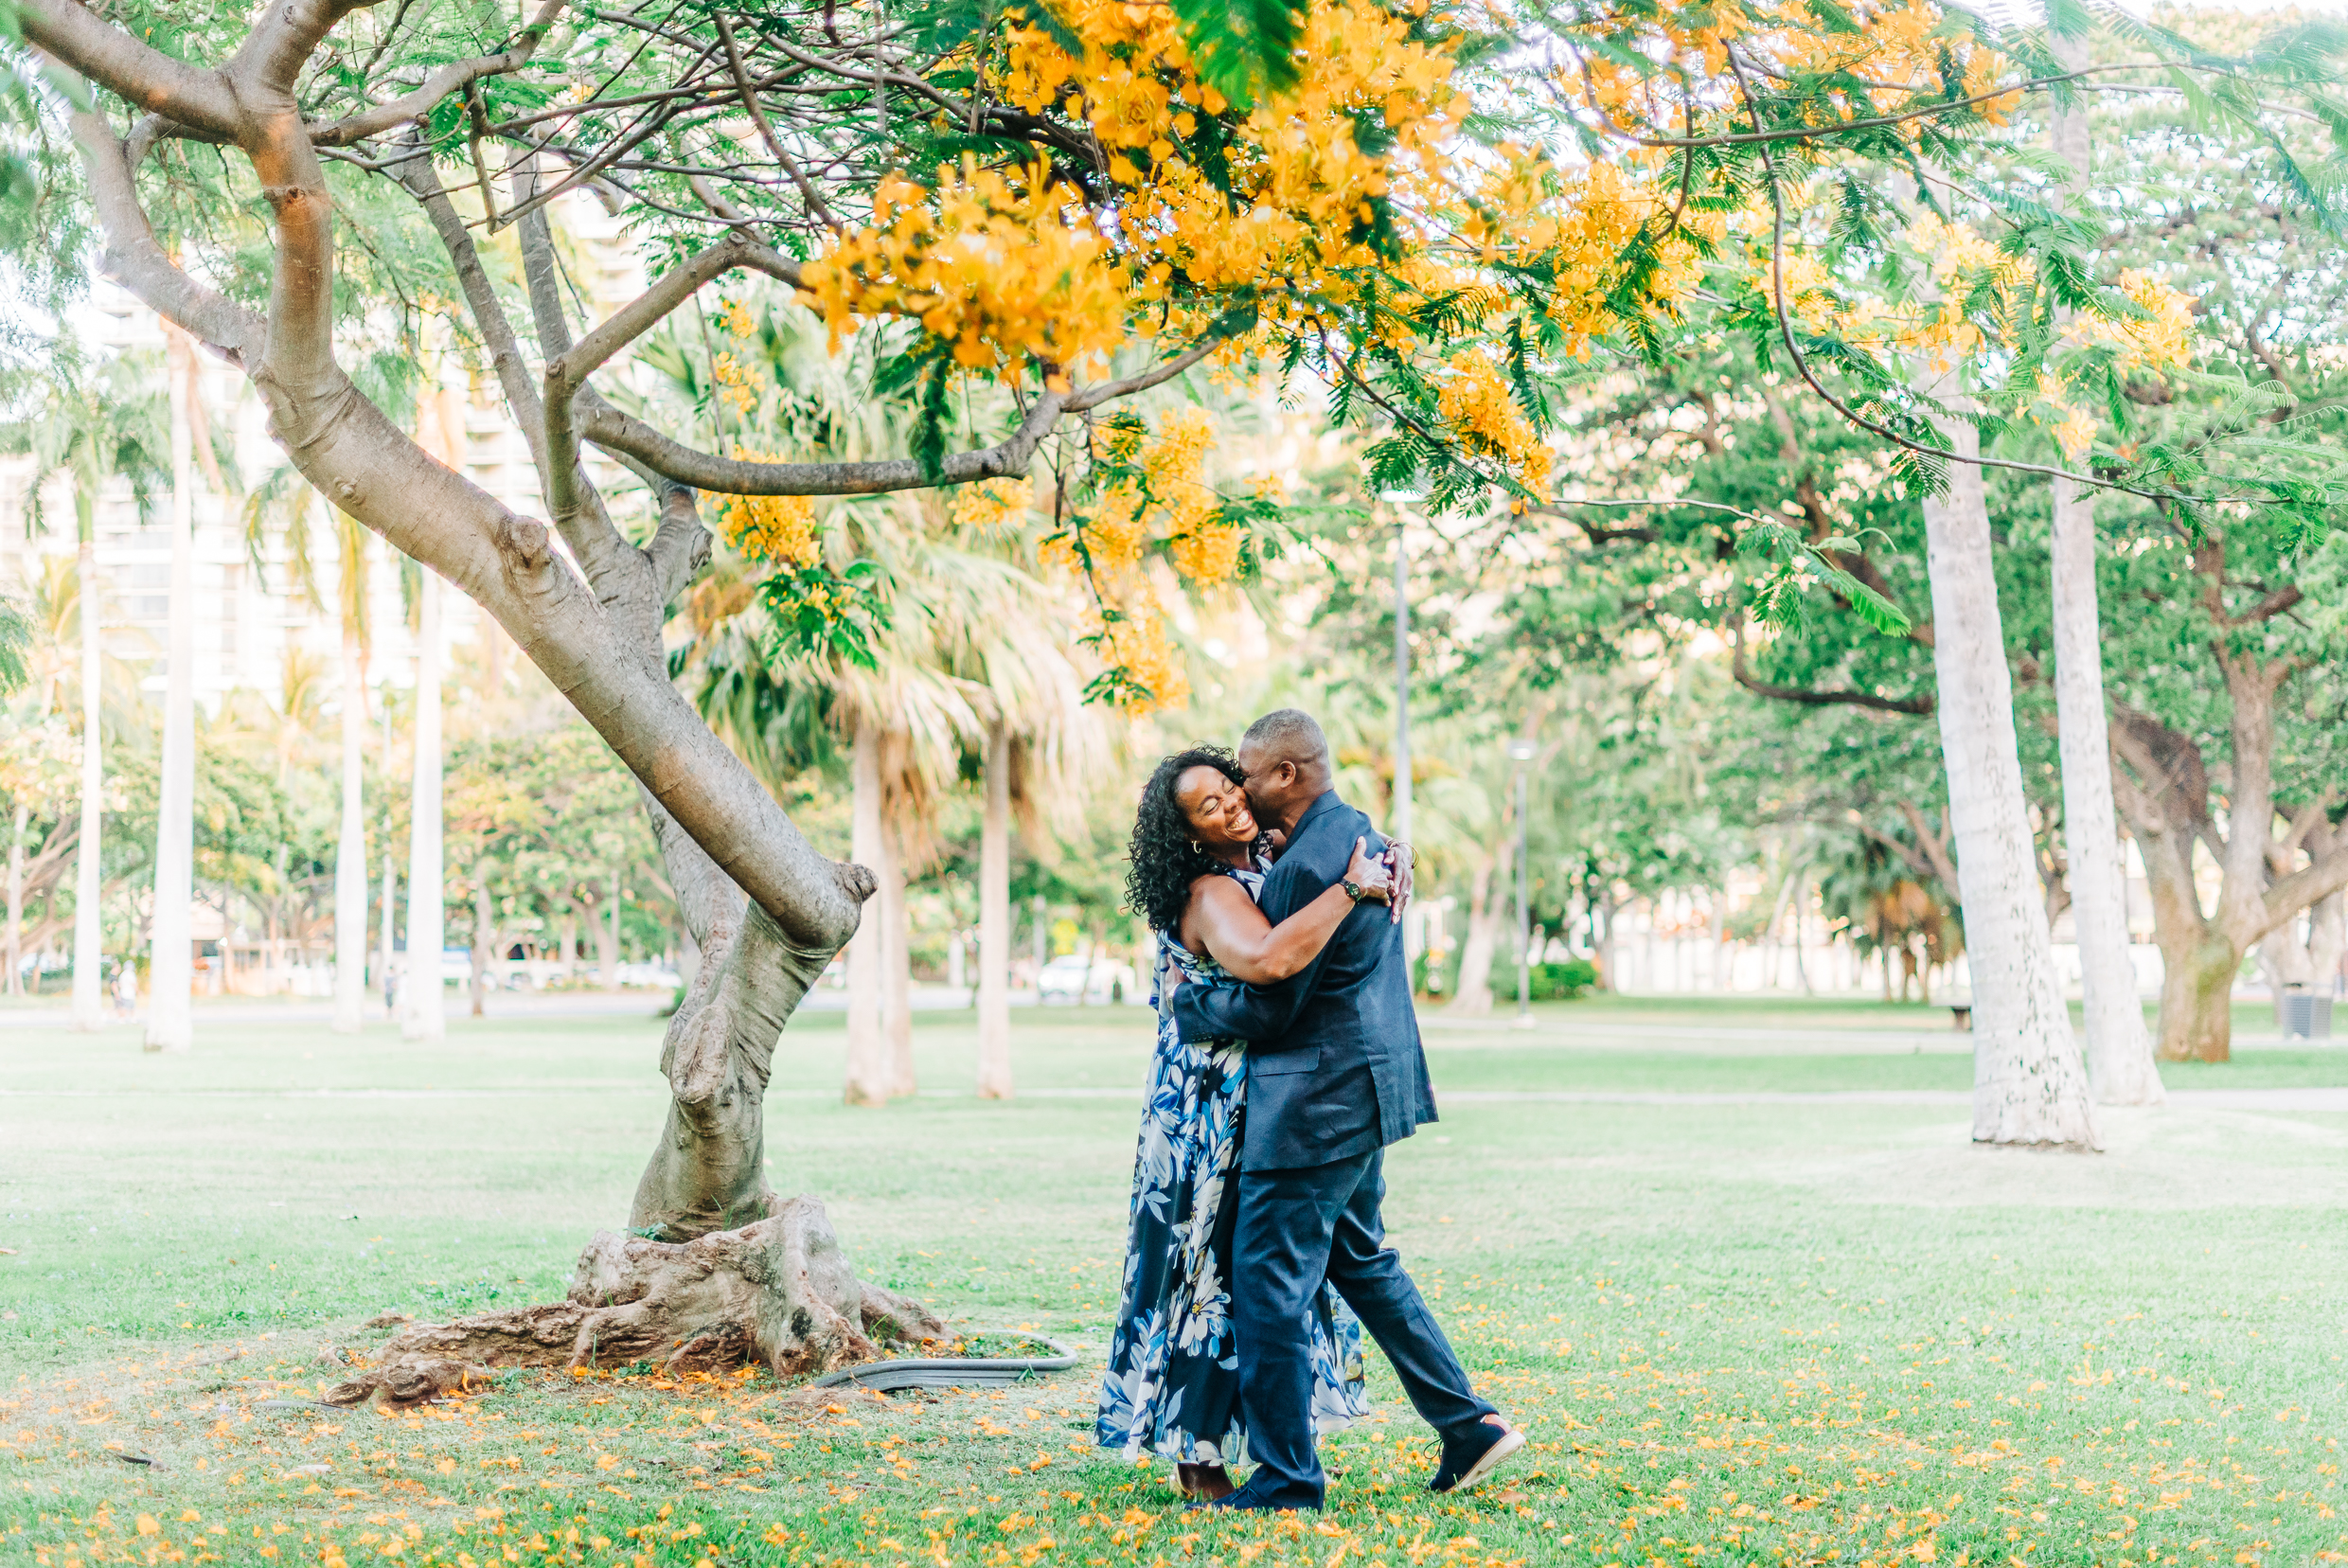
[325,1196,944,1409]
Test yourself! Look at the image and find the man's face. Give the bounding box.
[1236,739,1303,829]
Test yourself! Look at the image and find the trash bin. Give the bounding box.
[2281,991,2334,1039]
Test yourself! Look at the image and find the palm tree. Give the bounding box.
[246,466,382,1034]
[400,381,468,1042]
[653,300,1114,1103]
[146,323,207,1053]
[22,354,167,1029]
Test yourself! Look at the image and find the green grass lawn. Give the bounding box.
[3,997,2344,1568]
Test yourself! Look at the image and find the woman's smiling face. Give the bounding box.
[1174,765,1259,850]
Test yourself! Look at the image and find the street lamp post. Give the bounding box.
[1507,738,1536,1026]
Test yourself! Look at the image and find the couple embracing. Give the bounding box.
[1093,709,1522,1512]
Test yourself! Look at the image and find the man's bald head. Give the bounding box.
[1236,707,1332,834]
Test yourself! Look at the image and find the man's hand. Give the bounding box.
[1385,839,1416,925]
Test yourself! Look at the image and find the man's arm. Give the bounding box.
[1168,809,1365,1048]
[1169,963,1318,1049]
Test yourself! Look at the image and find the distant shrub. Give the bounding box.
[1529,958,1597,1000]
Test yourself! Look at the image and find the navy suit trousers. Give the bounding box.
[1233,1149,1495,1507]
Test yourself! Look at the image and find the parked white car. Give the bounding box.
[1037,953,1137,1005]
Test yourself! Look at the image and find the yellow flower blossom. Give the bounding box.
[951,478,1034,533]
[716,451,820,568]
[1437,355,1551,493]
[1083,607,1190,717]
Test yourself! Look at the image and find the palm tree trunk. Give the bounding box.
[2052,478,2162,1105]
[880,821,916,1096]
[471,865,494,1017]
[975,717,1013,1098]
[844,719,891,1105]
[69,535,104,1033]
[1448,845,1505,1017]
[2045,44,2161,1107]
[147,327,198,1052]
[401,568,446,1041]
[6,802,26,997]
[332,627,367,1033]
[597,865,622,990]
[1920,398,2099,1148]
[380,848,398,1015]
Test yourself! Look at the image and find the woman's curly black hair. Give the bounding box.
[1125,745,1263,935]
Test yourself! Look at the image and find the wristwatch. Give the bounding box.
[1343,879,1368,903]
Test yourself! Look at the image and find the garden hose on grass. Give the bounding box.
[809,1335,1078,1393]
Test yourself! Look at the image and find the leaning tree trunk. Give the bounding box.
[975,717,1014,1098]
[401,568,447,1041]
[332,627,368,1033]
[1919,399,2099,1148]
[844,720,892,1105]
[145,324,197,1053]
[68,534,103,1033]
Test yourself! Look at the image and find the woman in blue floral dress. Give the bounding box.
[1096,745,1395,1500]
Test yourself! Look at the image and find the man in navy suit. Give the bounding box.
[1170,709,1521,1511]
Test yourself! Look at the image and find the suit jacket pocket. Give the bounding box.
[1251,1047,1322,1077]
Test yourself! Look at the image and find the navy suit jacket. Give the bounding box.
[1170,790,1438,1170]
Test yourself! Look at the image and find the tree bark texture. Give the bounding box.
[402,568,447,1041]
[2050,479,2162,1105]
[628,794,856,1238]
[844,721,891,1106]
[975,718,1013,1098]
[323,1196,944,1408]
[1918,405,2100,1148]
[145,326,197,1053]
[333,628,367,1033]
[69,538,103,1033]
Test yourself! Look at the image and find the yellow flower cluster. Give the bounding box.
[712,352,759,418]
[1042,481,1149,577]
[717,453,820,568]
[950,478,1034,533]
[1083,607,1190,716]
[800,162,1131,381]
[1437,355,1552,494]
[2095,269,2197,371]
[720,300,757,338]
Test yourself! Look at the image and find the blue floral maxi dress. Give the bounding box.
[1095,865,1372,1465]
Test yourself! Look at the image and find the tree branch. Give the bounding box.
[20,0,242,139]
[1888,800,1961,895]
[2259,845,2348,943]
[581,388,1065,496]
[395,148,549,488]
[62,100,266,365]
[1731,615,1933,715]
[647,483,712,605]
[311,0,569,147]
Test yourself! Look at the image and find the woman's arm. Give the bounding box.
[1178,838,1390,984]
